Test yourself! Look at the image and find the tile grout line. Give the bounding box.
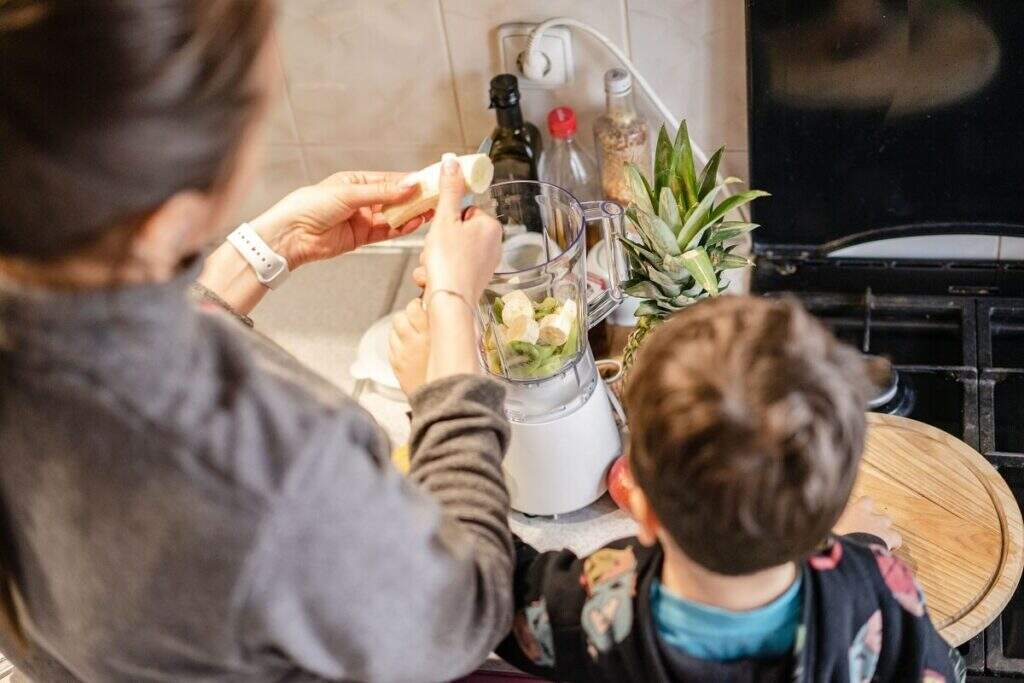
[621,0,634,61]
[436,0,471,150]
[271,31,311,183]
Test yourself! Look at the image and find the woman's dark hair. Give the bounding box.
[0,0,275,259]
[0,0,273,649]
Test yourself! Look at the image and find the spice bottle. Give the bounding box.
[594,68,651,207]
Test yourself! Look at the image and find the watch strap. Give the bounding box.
[226,222,290,290]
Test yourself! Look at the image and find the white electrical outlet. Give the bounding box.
[497,23,574,89]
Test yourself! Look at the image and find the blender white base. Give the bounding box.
[503,382,622,516]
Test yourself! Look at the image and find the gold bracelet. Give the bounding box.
[423,288,475,314]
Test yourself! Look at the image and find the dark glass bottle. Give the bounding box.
[488,74,542,183]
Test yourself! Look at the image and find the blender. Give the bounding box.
[475,180,626,515]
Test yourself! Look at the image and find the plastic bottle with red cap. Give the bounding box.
[538,106,610,357]
[538,106,601,206]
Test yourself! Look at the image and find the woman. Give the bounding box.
[0,2,510,681]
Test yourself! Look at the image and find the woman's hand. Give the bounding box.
[833,496,903,549]
[198,171,430,318]
[420,156,502,382]
[389,298,431,398]
[419,160,501,303]
[249,171,431,270]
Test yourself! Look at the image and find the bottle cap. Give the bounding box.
[489,74,521,109]
[604,68,632,95]
[547,106,577,138]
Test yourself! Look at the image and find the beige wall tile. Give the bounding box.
[232,145,308,226]
[721,149,749,183]
[441,0,629,155]
[303,145,468,182]
[627,0,748,155]
[277,0,464,148]
[265,32,300,144]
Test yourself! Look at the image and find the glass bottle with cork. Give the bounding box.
[594,68,651,207]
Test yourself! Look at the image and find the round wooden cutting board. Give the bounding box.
[852,413,1024,645]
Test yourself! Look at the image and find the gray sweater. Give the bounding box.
[0,261,513,682]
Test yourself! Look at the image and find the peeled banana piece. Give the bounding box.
[499,290,535,327]
[503,315,540,345]
[538,299,578,346]
[382,153,495,229]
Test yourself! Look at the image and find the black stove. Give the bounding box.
[746,1,1024,677]
[760,287,1024,674]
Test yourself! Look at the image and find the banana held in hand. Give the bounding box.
[382,153,495,229]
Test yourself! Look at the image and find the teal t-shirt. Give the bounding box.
[650,575,803,662]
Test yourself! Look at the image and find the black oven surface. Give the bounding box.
[759,290,1022,675]
[747,0,1024,251]
[746,1,1024,677]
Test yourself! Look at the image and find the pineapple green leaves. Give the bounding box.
[675,121,699,208]
[658,187,682,235]
[619,121,770,326]
[679,247,719,297]
[625,163,655,218]
[654,126,674,201]
[696,146,724,199]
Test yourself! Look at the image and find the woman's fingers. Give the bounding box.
[319,170,409,187]
[397,216,425,235]
[392,312,414,339]
[433,155,466,221]
[412,266,427,289]
[397,209,433,235]
[388,328,401,357]
[406,297,428,330]
[338,178,416,209]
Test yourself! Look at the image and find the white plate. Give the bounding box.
[350,313,405,401]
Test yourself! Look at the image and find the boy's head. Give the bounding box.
[624,295,875,575]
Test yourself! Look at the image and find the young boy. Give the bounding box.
[495,296,964,682]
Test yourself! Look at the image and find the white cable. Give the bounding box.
[525,19,693,162]
[523,17,751,225]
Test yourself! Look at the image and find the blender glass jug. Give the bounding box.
[475,181,625,423]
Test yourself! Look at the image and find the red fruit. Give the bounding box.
[607,455,633,512]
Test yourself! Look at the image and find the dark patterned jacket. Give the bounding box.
[497,536,965,682]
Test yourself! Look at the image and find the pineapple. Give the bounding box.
[620,121,770,370]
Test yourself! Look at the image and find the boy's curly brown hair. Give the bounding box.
[625,295,876,575]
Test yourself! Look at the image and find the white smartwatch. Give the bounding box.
[226,222,290,290]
